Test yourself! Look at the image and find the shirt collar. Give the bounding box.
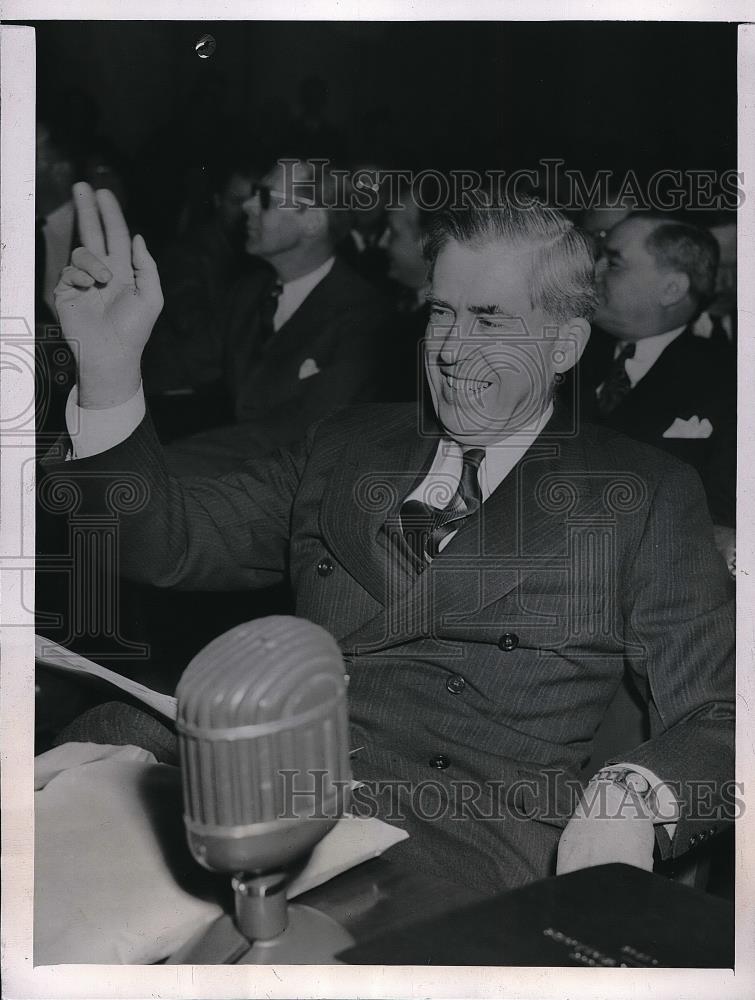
[619,325,687,387]
[274,256,335,330]
[422,401,555,505]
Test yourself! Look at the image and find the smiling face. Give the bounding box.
[424,239,587,445]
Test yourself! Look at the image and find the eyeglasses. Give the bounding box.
[250,183,316,211]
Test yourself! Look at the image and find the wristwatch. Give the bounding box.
[591,767,660,818]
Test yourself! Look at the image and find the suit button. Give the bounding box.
[316,557,334,577]
[498,632,519,651]
[429,754,450,769]
[446,674,466,694]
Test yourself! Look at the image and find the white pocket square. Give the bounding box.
[662,415,713,439]
[298,358,321,380]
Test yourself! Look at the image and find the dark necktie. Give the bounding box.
[596,341,636,416]
[258,278,283,346]
[400,447,485,570]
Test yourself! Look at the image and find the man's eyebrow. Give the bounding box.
[603,246,622,259]
[468,304,516,316]
[426,294,453,309]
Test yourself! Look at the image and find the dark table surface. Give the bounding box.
[299,850,488,945]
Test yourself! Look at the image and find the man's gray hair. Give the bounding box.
[424,199,598,323]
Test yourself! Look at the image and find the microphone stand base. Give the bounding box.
[167,904,354,965]
[238,904,354,964]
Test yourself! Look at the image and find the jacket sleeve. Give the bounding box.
[40,412,312,592]
[618,462,735,858]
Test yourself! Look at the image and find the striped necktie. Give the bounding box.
[400,447,485,570]
[596,341,636,416]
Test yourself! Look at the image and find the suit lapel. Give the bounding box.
[339,407,586,655]
[604,327,695,425]
[320,405,440,608]
[261,260,350,364]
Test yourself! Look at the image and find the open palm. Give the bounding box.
[54,183,163,407]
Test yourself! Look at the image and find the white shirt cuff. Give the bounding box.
[65,384,146,460]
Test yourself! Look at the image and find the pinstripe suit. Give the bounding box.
[46,401,734,893]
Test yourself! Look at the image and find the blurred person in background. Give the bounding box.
[142,155,266,440]
[577,213,736,570]
[163,156,394,476]
[379,183,434,401]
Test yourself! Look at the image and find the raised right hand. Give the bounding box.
[54,182,164,409]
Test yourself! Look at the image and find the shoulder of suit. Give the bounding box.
[579,419,707,486]
[324,258,393,310]
[310,401,419,443]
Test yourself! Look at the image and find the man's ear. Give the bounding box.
[555,318,591,371]
[300,206,329,240]
[659,270,690,307]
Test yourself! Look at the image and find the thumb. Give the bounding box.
[131,234,163,307]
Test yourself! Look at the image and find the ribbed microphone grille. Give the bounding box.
[176,617,350,830]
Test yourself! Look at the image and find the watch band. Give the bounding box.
[592,768,651,797]
[590,767,665,821]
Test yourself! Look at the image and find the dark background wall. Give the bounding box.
[27,20,737,170]
[18,19,738,251]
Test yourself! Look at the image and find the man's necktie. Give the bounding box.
[258,278,284,345]
[596,341,636,416]
[400,447,485,570]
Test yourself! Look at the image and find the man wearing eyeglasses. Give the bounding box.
[164,160,390,474]
[164,158,393,476]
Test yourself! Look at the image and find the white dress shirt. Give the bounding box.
[607,325,686,391]
[404,403,554,552]
[273,256,335,331]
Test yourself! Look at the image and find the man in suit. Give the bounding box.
[577,215,736,542]
[162,157,394,476]
[48,184,734,895]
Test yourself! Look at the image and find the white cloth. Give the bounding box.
[41,199,75,315]
[274,256,335,330]
[34,742,406,964]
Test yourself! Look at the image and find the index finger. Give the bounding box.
[72,182,106,259]
[96,188,132,278]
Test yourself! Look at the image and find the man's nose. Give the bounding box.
[430,322,463,365]
[242,194,260,217]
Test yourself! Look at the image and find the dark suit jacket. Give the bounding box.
[221,258,394,446]
[577,326,736,527]
[46,403,734,895]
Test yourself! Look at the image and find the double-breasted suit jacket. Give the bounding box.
[47,401,734,894]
